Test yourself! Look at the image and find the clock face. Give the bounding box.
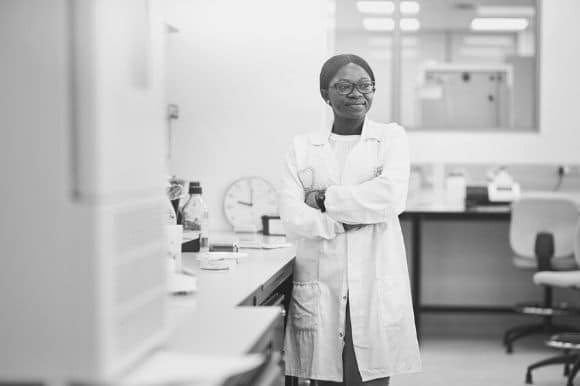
[223,176,278,230]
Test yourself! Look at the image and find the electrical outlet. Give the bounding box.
[557,165,571,176]
[167,104,179,120]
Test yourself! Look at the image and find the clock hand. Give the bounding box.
[237,200,253,207]
[248,179,254,204]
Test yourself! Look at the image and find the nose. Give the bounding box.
[348,87,363,97]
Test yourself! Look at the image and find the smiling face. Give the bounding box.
[324,63,374,120]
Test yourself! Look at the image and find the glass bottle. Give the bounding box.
[181,182,209,252]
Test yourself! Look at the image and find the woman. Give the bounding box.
[279,54,421,385]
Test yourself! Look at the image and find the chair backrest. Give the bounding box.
[575,220,580,266]
[510,197,579,259]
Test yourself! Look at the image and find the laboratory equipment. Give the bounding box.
[488,167,521,203]
[0,1,169,383]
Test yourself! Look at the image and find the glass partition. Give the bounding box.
[335,1,394,124]
[334,0,539,132]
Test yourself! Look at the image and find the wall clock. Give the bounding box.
[223,176,278,231]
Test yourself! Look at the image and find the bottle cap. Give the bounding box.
[188,181,202,194]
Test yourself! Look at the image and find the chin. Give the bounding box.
[344,111,367,119]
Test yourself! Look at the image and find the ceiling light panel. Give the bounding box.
[363,17,395,31]
[400,1,420,15]
[357,1,395,14]
[470,18,529,31]
[400,18,420,31]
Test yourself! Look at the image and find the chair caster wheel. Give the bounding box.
[526,371,533,384]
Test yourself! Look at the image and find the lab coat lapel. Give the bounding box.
[308,131,339,186]
[342,118,383,184]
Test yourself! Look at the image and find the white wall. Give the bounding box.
[167,0,580,231]
[165,0,333,231]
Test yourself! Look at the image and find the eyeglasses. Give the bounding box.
[330,80,375,95]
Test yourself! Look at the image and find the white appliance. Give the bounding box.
[488,169,522,203]
[0,1,169,383]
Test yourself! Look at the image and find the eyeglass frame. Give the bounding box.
[329,80,376,95]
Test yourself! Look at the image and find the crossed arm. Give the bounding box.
[302,189,365,231]
[278,128,409,240]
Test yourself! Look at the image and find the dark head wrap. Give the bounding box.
[319,54,375,99]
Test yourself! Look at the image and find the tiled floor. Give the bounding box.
[393,335,571,386]
[277,335,575,386]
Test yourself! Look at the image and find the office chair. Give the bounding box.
[503,197,580,354]
[525,220,580,385]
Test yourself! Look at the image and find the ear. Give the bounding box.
[320,89,329,103]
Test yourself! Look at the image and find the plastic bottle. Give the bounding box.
[181,182,209,252]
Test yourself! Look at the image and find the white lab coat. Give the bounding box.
[279,119,421,382]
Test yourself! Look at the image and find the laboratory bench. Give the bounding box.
[400,204,512,339]
[402,192,580,339]
[124,234,296,385]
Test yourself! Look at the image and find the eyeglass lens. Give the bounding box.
[334,81,374,95]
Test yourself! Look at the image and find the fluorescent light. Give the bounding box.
[363,17,395,31]
[477,6,535,17]
[400,1,420,15]
[400,18,420,31]
[470,18,529,31]
[357,1,394,14]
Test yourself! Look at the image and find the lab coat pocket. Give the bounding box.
[377,279,404,328]
[290,281,320,331]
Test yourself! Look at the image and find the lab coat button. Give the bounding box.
[342,295,347,301]
[338,331,344,338]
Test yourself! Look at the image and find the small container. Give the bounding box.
[199,255,235,270]
[445,172,466,209]
[209,242,239,253]
[166,225,183,271]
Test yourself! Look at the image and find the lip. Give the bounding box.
[345,102,366,106]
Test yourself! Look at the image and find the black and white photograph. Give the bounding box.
[2,1,580,385]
